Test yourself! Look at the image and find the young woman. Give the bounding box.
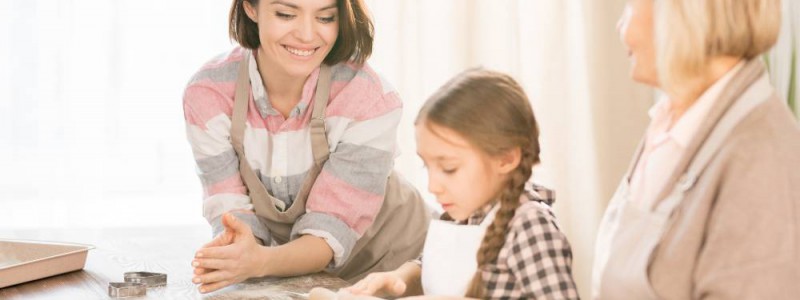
[593,0,800,299]
[312,69,579,299]
[183,0,429,293]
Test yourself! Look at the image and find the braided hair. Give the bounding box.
[415,68,540,298]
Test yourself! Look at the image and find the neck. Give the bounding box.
[666,56,742,122]
[254,48,307,104]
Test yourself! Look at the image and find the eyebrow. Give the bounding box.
[270,1,337,11]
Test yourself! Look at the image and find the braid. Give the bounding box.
[465,151,535,298]
[415,68,541,298]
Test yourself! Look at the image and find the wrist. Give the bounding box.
[254,245,274,277]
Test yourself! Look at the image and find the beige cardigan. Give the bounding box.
[645,60,800,299]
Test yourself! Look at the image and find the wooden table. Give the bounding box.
[0,226,349,299]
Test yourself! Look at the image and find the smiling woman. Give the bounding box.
[230,0,373,66]
[182,0,430,294]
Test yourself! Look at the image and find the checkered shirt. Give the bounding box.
[471,183,579,299]
[414,183,579,298]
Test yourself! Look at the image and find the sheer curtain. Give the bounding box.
[1,0,653,295]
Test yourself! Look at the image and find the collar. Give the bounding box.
[454,183,556,225]
[247,50,321,119]
[648,61,745,147]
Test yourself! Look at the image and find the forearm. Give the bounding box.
[258,234,334,277]
[394,262,423,297]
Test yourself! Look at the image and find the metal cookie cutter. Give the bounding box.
[108,282,147,298]
[124,271,168,287]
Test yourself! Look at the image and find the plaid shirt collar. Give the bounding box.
[457,182,556,225]
[463,200,499,225]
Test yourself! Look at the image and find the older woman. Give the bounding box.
[593,0,800,299]
[182,0,429,293]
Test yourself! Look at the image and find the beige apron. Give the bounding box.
[230,53,430,282]
[592,61,769,299]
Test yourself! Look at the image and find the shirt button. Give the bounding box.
[274,176,283,183]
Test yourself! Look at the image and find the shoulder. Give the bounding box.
[695,93,800,215]
[186,47,247,88]
[718,94,800,171]
[502,189,574,273]
[326,61,403,121]
[183,47,247,123]
[329,61,398,97]
[509,190,566,241]
[687,92,800,236]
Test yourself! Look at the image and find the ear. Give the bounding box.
[243,0,259,23]
[496,147,521,175]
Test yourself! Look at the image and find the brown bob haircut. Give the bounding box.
[228,0,374,65]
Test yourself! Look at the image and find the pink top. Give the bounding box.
[183,47,403,268]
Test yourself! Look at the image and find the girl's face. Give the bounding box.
[415,122,517,221]
[618,0,658,86]
[244,0,339,79]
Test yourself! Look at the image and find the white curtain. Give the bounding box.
[1,0,655,296]
[0,0,232,228]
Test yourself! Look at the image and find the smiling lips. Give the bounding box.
[284,45,317,57]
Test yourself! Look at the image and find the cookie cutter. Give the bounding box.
[108,282,147,298]
[124,271,168,287]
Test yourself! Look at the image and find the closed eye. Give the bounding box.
[317,16,335,23]
[276,11,295,20]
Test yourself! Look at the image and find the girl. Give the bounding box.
[314,69,579,299]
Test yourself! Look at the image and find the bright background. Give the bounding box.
[2,0,798,296]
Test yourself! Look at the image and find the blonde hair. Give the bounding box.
[415,69,540,298]
[655,0,780,94]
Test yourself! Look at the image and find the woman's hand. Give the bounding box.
[191,213,268,293]
[191,220,237,278]
[345,271,408,297]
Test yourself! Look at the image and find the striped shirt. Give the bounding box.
[182,47,402,268]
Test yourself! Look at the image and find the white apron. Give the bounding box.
[591,68,771,299]
[421,206,499,296]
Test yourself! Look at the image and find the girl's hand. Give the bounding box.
[191,213,267,293]
[345,272,407,297]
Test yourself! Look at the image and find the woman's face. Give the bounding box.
[245,0,339,78]
[618,0,658,86]
[415,122,514,221]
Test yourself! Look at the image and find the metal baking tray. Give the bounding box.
[0,239,94,288]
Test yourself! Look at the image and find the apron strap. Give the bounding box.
[229,52,333,212]
[310,64,332,167]
[655,63,772,213]
[230,53,286,211]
